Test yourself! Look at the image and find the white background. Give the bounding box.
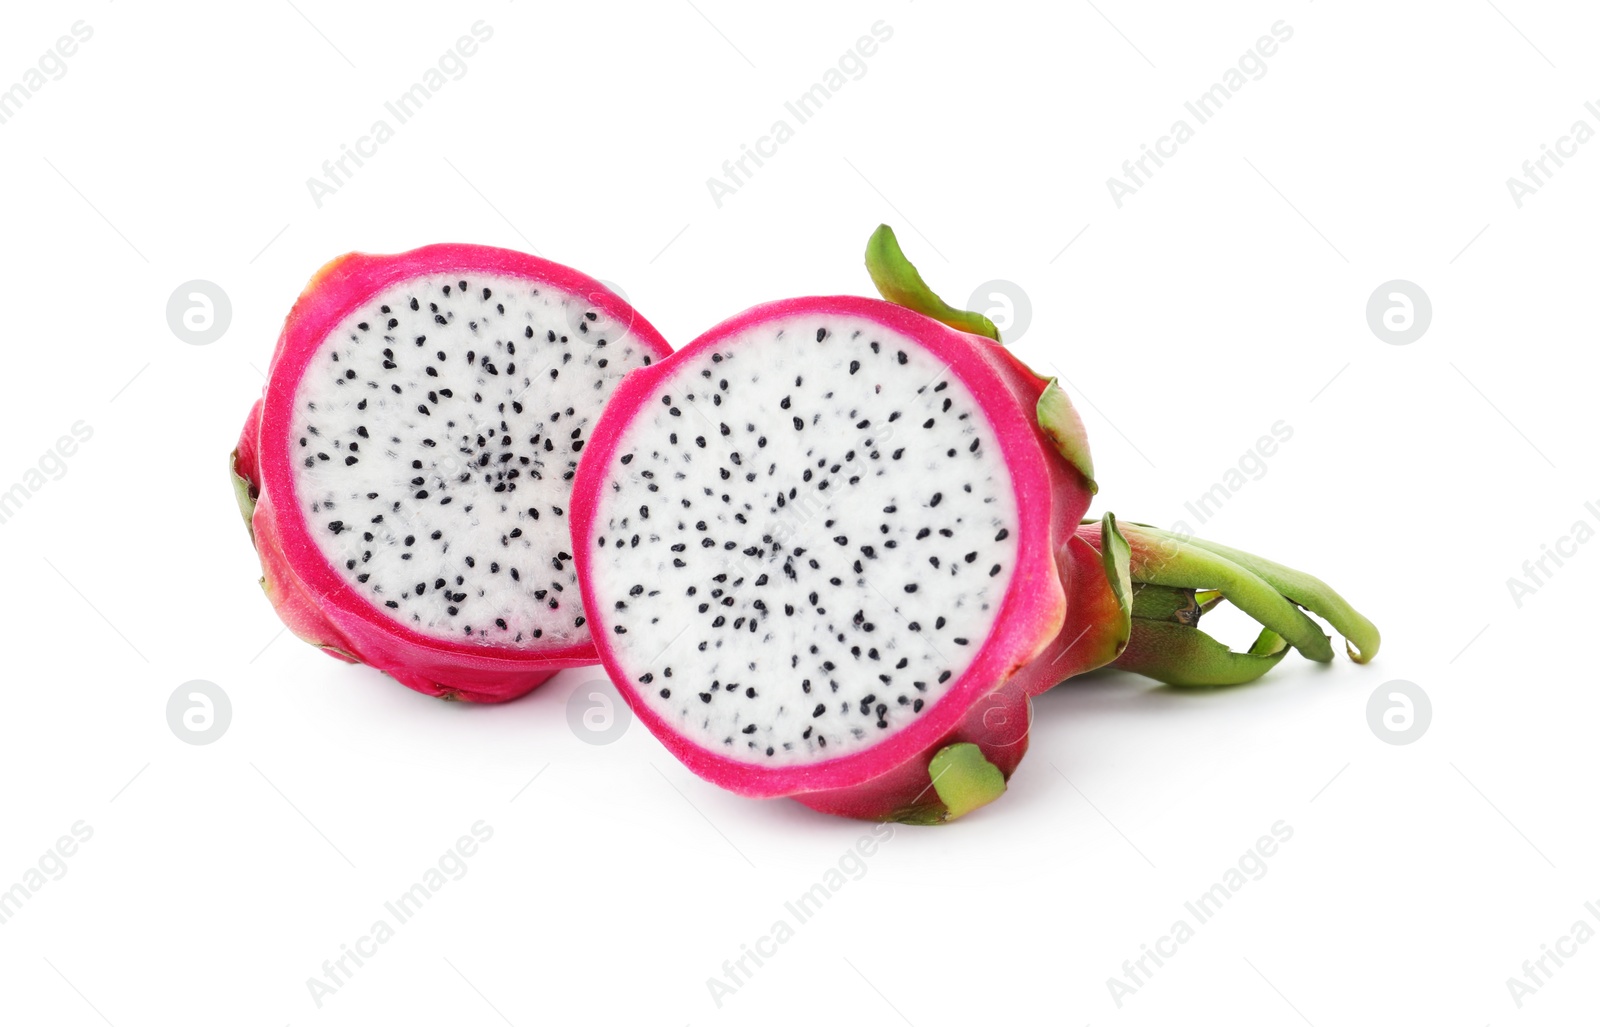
[1,1,1594,1024]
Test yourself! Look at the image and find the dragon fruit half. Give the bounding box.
[568,226,1379,822]
[568,234,1115,822]
[232,243,671,702]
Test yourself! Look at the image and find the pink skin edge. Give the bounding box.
[571,296,1096,816]
[236,243,673,703]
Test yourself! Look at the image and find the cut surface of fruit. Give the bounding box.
[572,294,1087,813]
[584,308,1021,765]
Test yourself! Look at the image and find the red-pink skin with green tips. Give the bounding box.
[570,296,1116,820]
[233,243,673,703]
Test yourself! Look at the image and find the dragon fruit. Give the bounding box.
[568,235,1110,822]
[569,225,1380,822]
[232,243,672,702]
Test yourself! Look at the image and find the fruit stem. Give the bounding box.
[1117,523,1335,662]
[1115,620,1289,686]
[1170,533,1381,663]
[1130,583,1202,625]
[1079,518,1380,687]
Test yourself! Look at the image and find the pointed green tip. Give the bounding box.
[925,742,1006,822]
[1100,514,1132,610]
[865,225,1001,341]
[1249,628,1288,657]
[1100,512,1133,654]
[229,449,259,545]
[1037,379,1097,492]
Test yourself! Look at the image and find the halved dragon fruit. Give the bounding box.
[568,260,1105,821]
[569,225,1381,822]
[232,243,672,702]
